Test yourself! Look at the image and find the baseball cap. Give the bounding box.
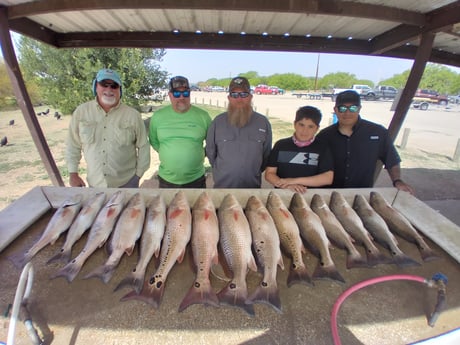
[229,76,250,93]
[335,90,361,106]
[169,76,190,91]
[96,68,122,86]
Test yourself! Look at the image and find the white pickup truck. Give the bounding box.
[331,84,372,101]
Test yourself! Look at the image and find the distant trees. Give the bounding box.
[17,36,169,114]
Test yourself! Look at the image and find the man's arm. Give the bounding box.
[387,164,415,195]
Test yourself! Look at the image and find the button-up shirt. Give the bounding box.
[66,99,150,187]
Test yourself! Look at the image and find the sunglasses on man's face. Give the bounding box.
[229,92,250,99]
[98,81,120,89]
[172,90,190,98]
[337,105,360,113]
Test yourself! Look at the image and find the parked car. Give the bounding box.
[414,89,448,105]
[270,86,285,95]
[254,84,279,95]
[331,84,372,100]
[448,94,460,104]
[210,86,226,92]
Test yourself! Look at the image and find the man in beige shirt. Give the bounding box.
[66,68,150,188]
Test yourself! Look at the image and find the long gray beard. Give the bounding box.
[227,103,253,128]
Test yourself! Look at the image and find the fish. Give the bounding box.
[179,191,220,312]
[329,191,390,266]
[369,191,439,262]
[266,191,313,287]
[289,193,345,283]
[310,194,367,269]
[121,190,192,309]
[352,194,420,267]
[47,192,106,264]
[245,195,284,313]
[10,194,83,268]
[216,193,257,316]
[115,194,166,294]
[50,190,126,282]
[84,192,146,283]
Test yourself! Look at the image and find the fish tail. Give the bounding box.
[345,251,368,269]
[287,265,313,287]
[120,279,165,309]
[8,252,32,269]
[114,271,145,294]
[364,246,392,267]
[312,262,345,284]
[50,260,82,282]
[391,251,421,267]
[247,282,282,314]
[178,279,219,312]
[83,264,116,283]
[217,281,255,316]
[47,248,72,264]
[418,244,440,262]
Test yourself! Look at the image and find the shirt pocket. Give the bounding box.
[248,130,266,145]
[79,121,97,144]
[115,121,135,147]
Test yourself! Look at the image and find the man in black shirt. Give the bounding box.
[316,90,414,194]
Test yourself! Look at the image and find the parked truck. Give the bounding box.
[331,84,372,101]
[363,85,398,101]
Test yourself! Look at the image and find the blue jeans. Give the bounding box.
[118,175,140,188]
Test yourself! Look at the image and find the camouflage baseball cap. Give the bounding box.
[169,76,190,91]
[229,76,250,92]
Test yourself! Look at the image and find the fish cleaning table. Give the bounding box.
[1,187,459,345]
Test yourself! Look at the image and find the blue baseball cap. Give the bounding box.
[96,68,122,86]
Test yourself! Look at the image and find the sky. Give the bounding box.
[159,49,419,85]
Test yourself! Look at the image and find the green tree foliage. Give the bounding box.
[17,36,168,114]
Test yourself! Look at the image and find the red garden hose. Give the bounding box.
[330,273,447,345]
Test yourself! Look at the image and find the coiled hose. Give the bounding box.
[330,273,448,345]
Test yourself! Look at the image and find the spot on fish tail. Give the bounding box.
[229,283,237,289]
[194,282,201,288]
[169,209,183,219]
[262,281,268,287]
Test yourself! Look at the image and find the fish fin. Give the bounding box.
[47,248,72,264]
[312,261,345,284]
[125,245,136,256]
[287,264,313,287]
[50,260,82,282]
[418,246,441,262]
[247,282,282,314]
[177,248,187,264]
[277,256,285,271]
[345,251,368,269]
[390,252,421,267]
[154,248,161,258]
[178,279,219,313]
[217,281,254,317]
[114,270,145,294]
[8,252,32,269]
[120,278,165,309]
[83,264,116,284]
[364,246,392,267]
[248,254,258,272]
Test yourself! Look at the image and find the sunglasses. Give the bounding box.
[98,81,120,89]
[230,92,250,99]
[337,105,360,113]
[172,90,190,98]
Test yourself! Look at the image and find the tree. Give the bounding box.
[17,36,168,114]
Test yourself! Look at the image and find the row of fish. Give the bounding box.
[9,189,439,316]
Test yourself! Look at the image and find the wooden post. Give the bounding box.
[400,128,410,149]
[454,138,460,162]
[266,108,269,116]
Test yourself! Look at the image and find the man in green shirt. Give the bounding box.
[149,76,211,188]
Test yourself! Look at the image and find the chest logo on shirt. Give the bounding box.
[370,135,380,140]
[279,151,319,166]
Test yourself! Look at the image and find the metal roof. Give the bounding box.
[2,0,460,67]
[1,0,460,188]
